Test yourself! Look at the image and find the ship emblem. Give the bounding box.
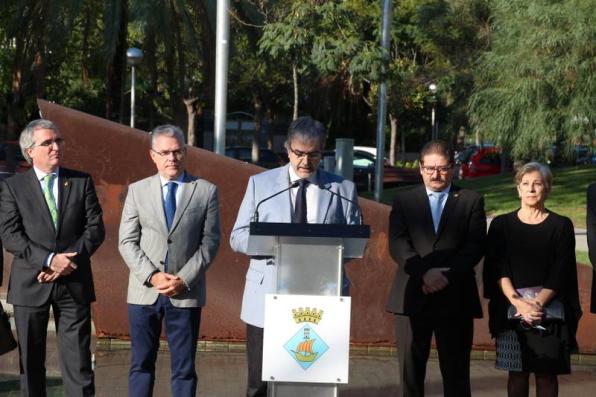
[284,319,329,369]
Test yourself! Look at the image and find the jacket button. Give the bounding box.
[167,239,172,244]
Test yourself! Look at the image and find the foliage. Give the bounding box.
[376,165,594,228]
[468,0,596,162]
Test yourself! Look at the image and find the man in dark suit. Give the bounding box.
[387,140,486,397]
[587,183,596,313]
[0,119,105,396]
[119,125,220,397]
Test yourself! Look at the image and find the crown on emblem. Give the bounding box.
[292,307,323,324]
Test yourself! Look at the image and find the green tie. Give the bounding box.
[43,174,58,228]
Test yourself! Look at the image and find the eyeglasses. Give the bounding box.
[152,148,186,159]
[421,164,452,175]
[288,146,322,160]
[31,138,65,149]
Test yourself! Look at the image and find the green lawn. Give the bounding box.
[364,165,595,229]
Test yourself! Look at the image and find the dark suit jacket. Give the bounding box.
[0,167,105,306]
[588,183,596,313]
[386,184,486,318]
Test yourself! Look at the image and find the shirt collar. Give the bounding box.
[33,166,59,181]
[159,171,185,187]
[288,165,318,185]
[425,184,451,197]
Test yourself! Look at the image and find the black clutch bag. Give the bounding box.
[0,301,18,355]
[507,298,565,322]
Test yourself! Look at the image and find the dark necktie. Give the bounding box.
[294,179,308,223]
[165,181,178,230]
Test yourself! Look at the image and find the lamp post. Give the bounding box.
[428,83,438,140]
[126,47,143,128]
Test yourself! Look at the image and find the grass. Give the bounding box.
[577,250,592,267]
[365,165,594,229]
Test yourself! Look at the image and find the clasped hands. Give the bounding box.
[150,272,186,297]
[511,297,544,325]
[421,267,450,294]
[37,252,78,283]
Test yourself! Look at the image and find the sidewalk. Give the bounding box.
[1,335,596,396]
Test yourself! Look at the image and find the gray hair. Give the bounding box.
[515,162,553,195]
[284,116,326,149]
[19,119,60,164]
[150,124,186,149]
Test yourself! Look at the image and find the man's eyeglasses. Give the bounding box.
[420,165,452,175]
[31,138,65,149]
[152,148,186,159]
[288,146,321,160]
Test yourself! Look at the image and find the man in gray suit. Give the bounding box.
[230,116,361,397]
[119,125,220,397]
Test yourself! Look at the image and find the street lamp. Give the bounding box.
[428,83,438,140]
[126,47,143,128]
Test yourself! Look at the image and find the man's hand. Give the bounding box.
[150,272,186,297]
[422,267,450,294]
[37,268,60,283]
[49,252,78,276]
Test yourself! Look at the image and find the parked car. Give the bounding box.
[458,147,501,179]
[225,146,286,169]
[0,140,30,181]
[322,149,420,191]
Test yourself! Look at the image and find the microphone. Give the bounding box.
[253,180,300,222]
[320,185,364,225]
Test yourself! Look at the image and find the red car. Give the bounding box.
[459,147,501,179]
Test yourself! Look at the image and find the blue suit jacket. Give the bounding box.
[230,164,361,327]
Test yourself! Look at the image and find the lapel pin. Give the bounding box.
[454,193,459,198]
[64,181,69,187]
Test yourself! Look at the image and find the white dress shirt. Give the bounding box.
[288,166,320,224]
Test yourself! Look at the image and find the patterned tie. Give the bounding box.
[294,179,308,224]
[43,174,58,228]
[430,192,445,233]
[165,181,178,231]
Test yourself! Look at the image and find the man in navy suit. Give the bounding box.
[230,116,361,396]
[0,119,105,396]
[387,140,486,397]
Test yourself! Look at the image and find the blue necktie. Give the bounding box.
[430,192,445,233]
[165,182,177,231]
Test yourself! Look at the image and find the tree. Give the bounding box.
[468,0,595,162]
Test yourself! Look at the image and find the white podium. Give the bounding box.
[247,222,370,397]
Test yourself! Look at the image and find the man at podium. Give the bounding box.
[230,116,361,397]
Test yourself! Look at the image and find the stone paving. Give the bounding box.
[1,337,596,396]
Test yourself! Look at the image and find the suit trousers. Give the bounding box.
[246,324,267,397]
[395,313,473,397]
[13,282,93,397]
[128,295,201,397]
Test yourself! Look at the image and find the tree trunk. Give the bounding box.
[184,96,199,147]
[389,112,398,166]
[400,126,406,163]
[252,94,263,164]
[144,30,158,129]
[292,63,299,120]
[105,0,128,122]
[266,107,274,150]
[80,3,93,87]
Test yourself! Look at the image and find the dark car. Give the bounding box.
[322,150,420,191]
[459,147,501,179]
[0,140,30,181]
[225,146,286,169]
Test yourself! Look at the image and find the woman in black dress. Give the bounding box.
[483,162,581,397]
